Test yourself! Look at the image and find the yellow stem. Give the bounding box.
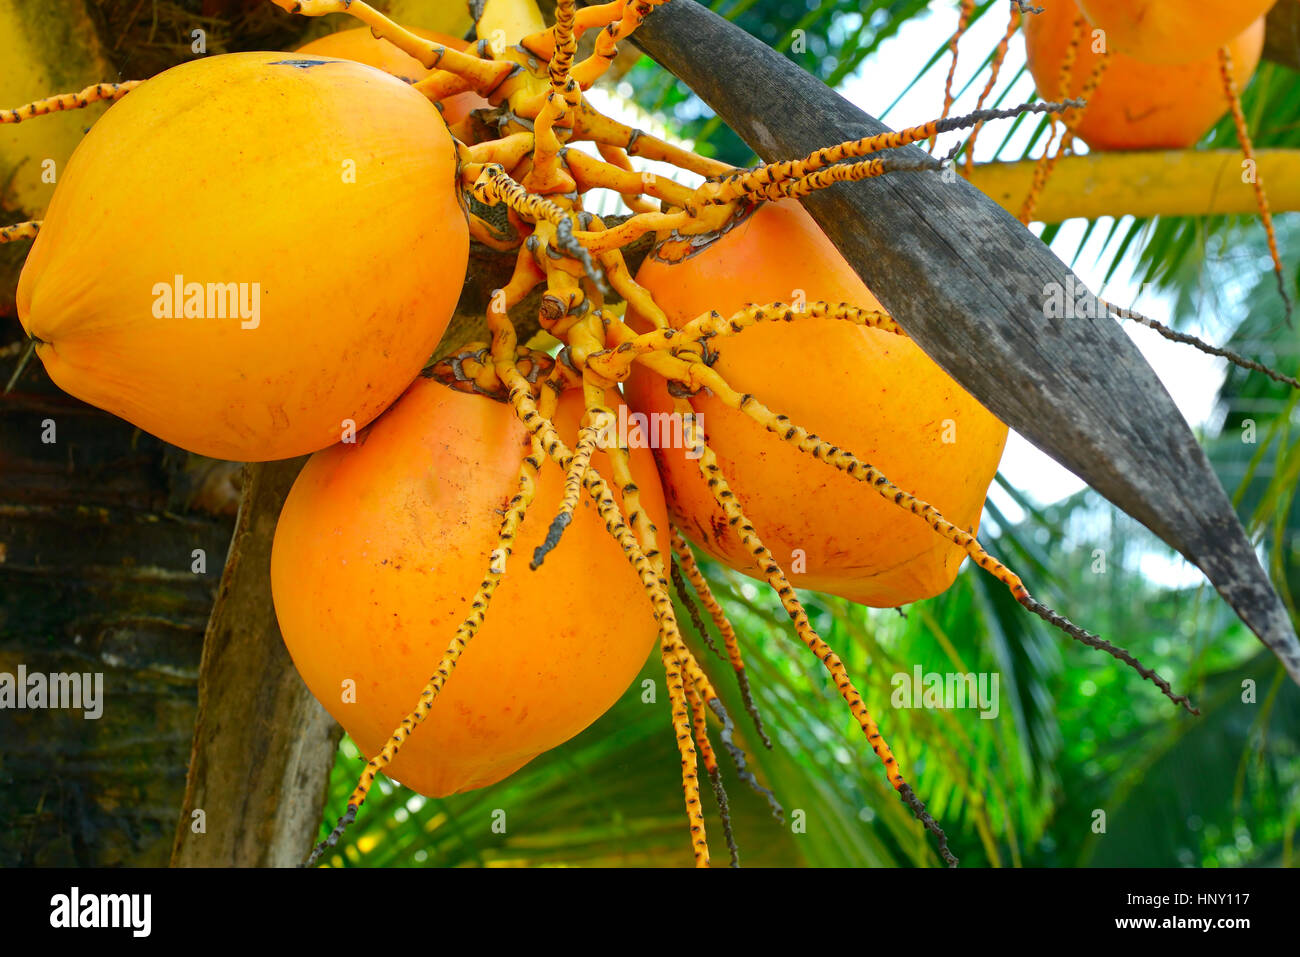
[967,150,1300,222]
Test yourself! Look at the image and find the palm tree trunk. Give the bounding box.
[170,459,341,868]
[0,341,236,865]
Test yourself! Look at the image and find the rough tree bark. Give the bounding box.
[629,0,1300,684]
[1264,0,1300,72]
[170,458,340,868]
[0,340,236,866]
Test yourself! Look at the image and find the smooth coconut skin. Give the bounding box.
[295,26,489,125]
[271,380,667,797]
[1024,0,1264,150]
[17,52,468,461]
[624,200,1008,608]
[1076,0,1278,65]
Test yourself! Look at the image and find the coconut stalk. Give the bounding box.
[966,148,1300,222]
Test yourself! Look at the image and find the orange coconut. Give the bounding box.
[1076,0,1277,65]
[271,378,667,797]
[623,200,1008,608]
[1024,0,1264,150]
[17,52,467,461]
[295,26,488,125]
